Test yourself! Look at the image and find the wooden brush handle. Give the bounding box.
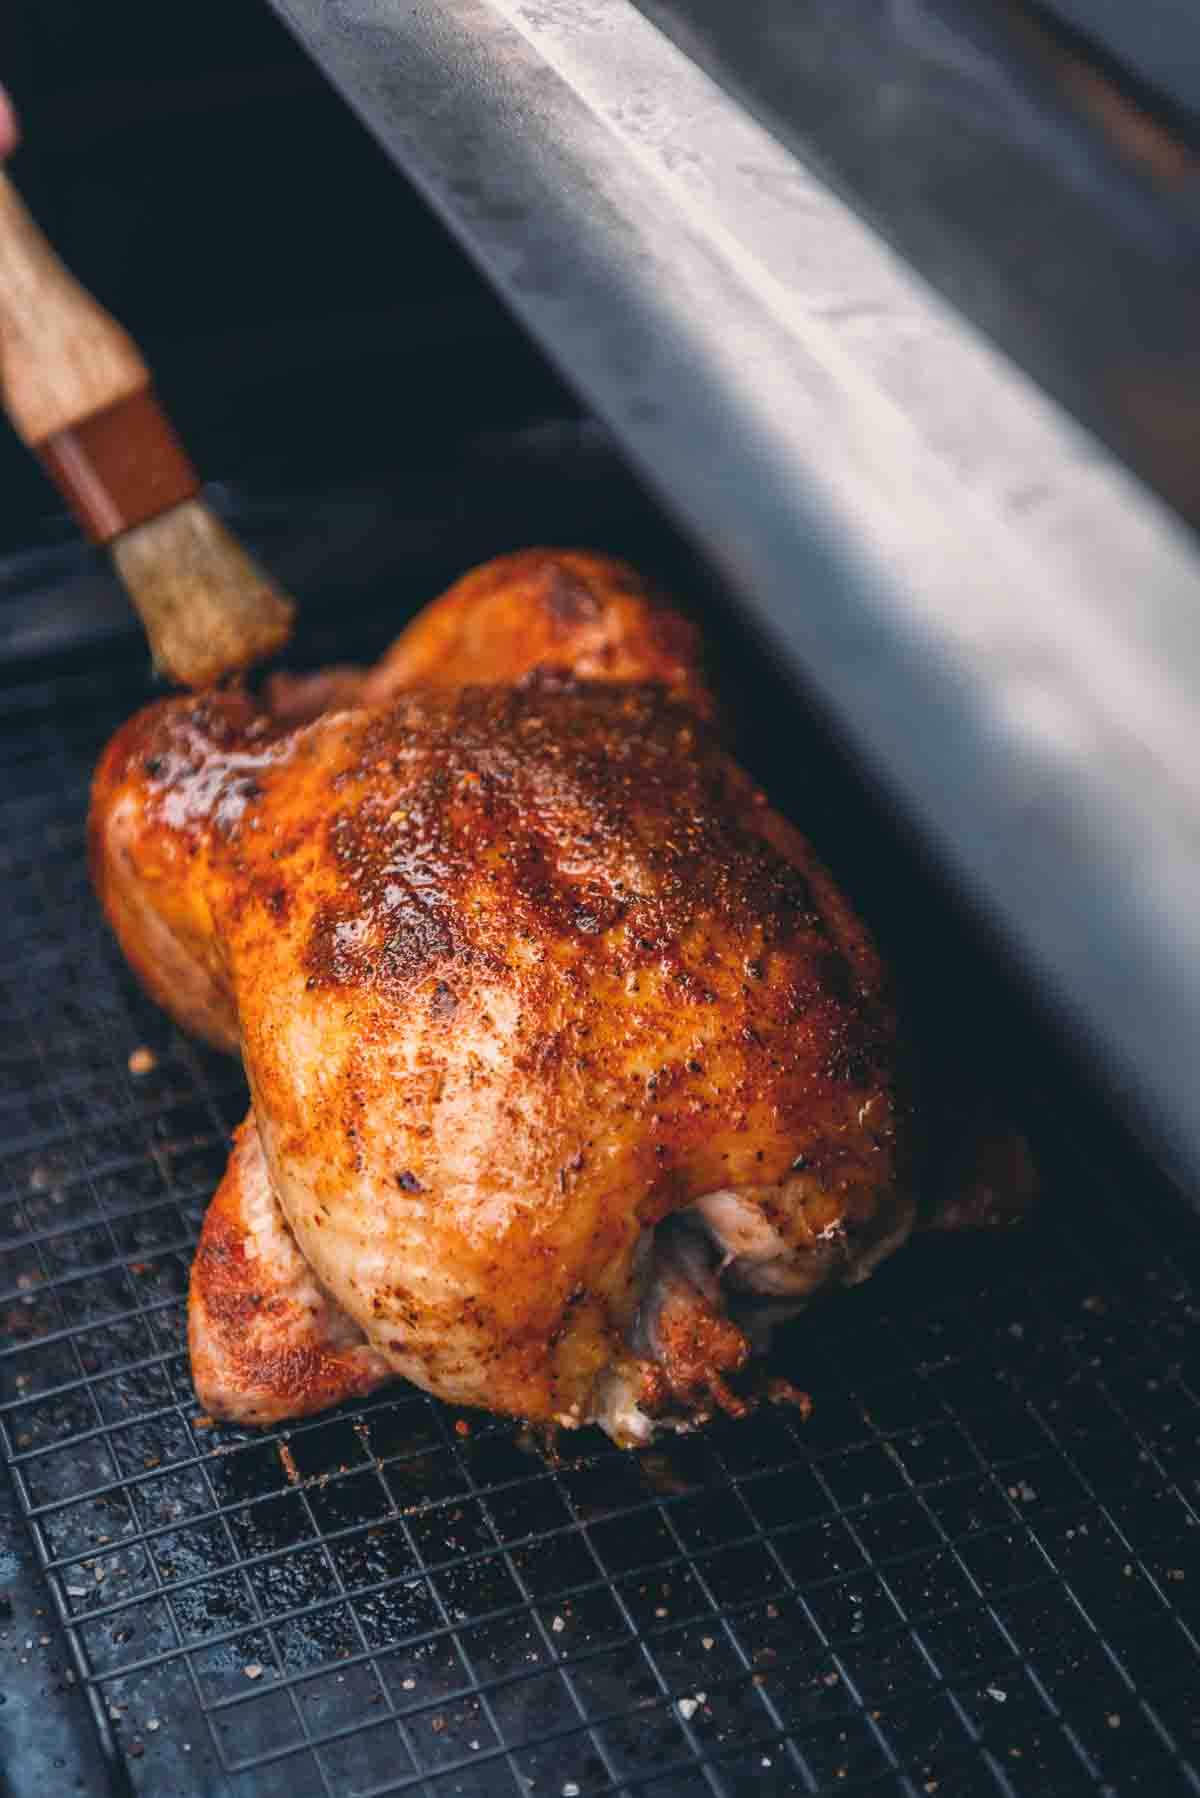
[0,170,147,441]
[0,170,198,541]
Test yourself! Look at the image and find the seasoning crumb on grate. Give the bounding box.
[147,1718,161,1732]
[986,1686,1007,1703]
[1109,1714,1122,1728]
[402,1678,416,1690]
[563,1784,580,1797]
[243,1662,265,1680]
[766,1376,813,1418]
[127,1046,157,1075]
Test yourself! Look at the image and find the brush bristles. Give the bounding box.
[111,498,294,688]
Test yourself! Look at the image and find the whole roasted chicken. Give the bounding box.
[90,551,1031,1442]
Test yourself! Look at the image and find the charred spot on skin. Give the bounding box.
[547,1283,589,1349]
[811,948,854,1005]
[431,980,458,1019]
[396,1170,425,1193]
[556,1147,586,1192]
[545,566,603,629]
[828,1044,874,1087]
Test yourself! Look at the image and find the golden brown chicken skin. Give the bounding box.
[188,1114,393,1424]
[267,548,719,727]
[91,638,917,1439]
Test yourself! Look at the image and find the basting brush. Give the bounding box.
[0,169,293,688]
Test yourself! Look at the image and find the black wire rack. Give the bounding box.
[2,610,1200,1798]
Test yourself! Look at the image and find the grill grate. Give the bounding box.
[2,623,1200,1798]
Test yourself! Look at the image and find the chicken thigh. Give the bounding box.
[90,551,923,1441]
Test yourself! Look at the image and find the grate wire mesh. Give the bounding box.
[1,638,1199,1798]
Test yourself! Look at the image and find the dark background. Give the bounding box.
[0,0,577,557]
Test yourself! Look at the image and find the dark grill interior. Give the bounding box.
[2,530,1199,1797]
